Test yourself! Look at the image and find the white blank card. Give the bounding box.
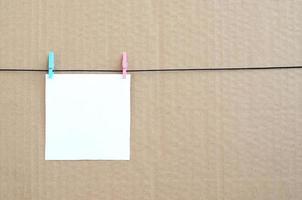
[45,74,131,160]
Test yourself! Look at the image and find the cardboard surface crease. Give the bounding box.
[0,0,302,199]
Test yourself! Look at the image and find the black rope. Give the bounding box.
[0,65,301,72]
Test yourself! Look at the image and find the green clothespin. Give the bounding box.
[48,51,55,79]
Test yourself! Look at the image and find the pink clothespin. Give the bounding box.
[122,52,128,79]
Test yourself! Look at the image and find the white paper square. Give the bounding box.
[45,74,131,160]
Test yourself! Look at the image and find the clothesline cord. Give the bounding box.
[0,65,301,72]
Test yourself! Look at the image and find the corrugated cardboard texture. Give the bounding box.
[0,0,301,70]
[0,0,302,200]
[1,70,302,199]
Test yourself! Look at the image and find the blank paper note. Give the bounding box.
[45,74,131,160]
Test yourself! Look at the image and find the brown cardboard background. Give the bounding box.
[1,70,302,199]
[0,0,302,200]
[0,0,301,70]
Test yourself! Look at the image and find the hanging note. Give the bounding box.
[45,74,131,160]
